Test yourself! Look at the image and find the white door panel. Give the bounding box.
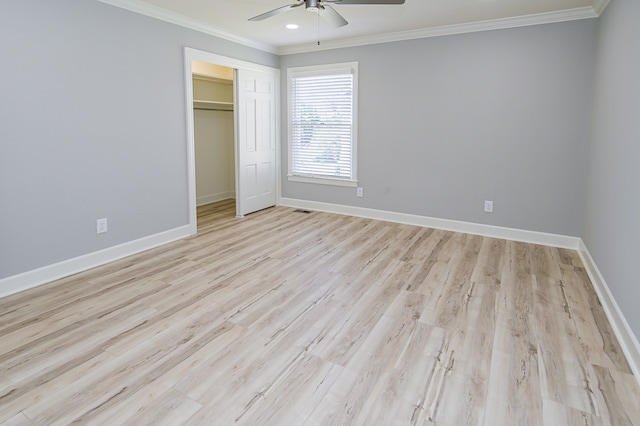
[237,69,277,216]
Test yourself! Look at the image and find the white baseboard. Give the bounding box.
[197,191,235,206]
[279,197,639,386]
[0,225,193,299]
[279,197,640,384]
[578,241,640,386]
[3,197,637,388]
[279,197,580,249]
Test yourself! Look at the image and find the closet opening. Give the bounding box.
[191,61,236,224]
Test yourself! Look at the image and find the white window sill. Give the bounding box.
[288,175,358,188]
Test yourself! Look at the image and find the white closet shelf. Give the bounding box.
[193,100,233,111]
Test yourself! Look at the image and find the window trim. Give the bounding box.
[287,62,358,187]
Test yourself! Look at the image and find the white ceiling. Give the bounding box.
[100,0,608,54]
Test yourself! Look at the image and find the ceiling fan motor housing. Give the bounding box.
[306,0,320,11]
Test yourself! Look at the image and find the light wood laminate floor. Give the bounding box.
[1,200,639,425]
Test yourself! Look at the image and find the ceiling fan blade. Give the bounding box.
[332,0,405,4]
[319,5,348,27]
[248,3,303,22]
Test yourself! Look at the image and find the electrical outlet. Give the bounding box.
[356,187,364,198]
[97,218,108,234]
[484,200,493,213]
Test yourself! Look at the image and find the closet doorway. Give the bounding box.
[184,48,280,234]
[192,61,236,210]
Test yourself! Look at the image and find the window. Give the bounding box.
[288,62,358,187]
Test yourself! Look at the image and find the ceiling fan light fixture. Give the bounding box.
[248,0,405,26]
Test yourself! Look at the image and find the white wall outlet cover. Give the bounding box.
[97,218,108,234]
[484,200,494,213]
[356,187,364,197]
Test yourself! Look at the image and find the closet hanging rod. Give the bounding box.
[193,107,234,112]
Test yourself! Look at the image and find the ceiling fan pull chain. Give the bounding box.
[317,9,321,45]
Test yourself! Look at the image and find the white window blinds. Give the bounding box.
[288,63,357,184]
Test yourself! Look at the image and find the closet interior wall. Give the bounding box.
[193,75,235,206]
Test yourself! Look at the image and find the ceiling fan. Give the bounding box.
[248,0,405,28]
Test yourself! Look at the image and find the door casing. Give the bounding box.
[183,47,280,233]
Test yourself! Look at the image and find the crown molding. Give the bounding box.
[278,6,599,55]
[97,0,606,57]
[96,0,277,54]
[592,0,611,15]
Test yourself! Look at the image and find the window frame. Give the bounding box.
[287,62,358,187]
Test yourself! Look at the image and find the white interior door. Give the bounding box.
[236,68,277,217]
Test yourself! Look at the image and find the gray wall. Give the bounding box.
[280,20,597,236]
[0,0,277,279]
[584,0,640,338]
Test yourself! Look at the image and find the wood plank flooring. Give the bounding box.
[1,199,639,425]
